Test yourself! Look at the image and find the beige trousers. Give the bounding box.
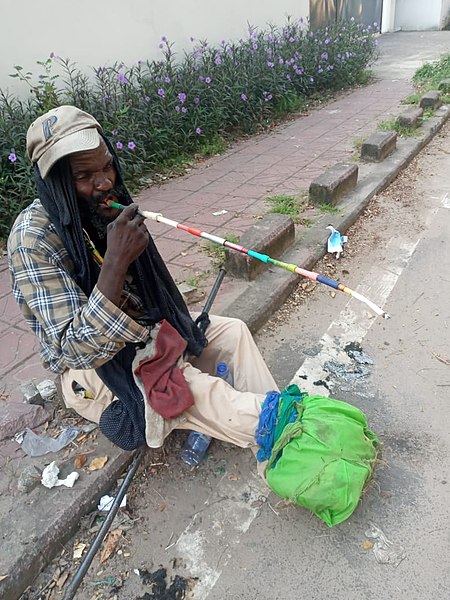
[60,315,279,449]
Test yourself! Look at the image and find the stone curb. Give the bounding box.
[221,105,450,332]
[2,104,449,600]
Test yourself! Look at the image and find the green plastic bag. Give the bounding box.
[265,385,379,527]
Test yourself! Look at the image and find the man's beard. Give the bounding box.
[80,185,126,238]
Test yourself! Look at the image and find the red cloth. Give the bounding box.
[134,319,194,419]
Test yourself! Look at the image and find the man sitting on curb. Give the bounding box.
[7,105,279,452]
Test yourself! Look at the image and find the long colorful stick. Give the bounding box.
[107,200,389,318]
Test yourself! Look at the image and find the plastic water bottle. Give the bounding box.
[180,431,211,466]
[216,362,234,386]
[180,362,233,466]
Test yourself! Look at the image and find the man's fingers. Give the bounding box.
[118,204,145,225]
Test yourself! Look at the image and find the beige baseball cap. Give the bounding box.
[26,105,103,178]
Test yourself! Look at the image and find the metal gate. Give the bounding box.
[309,0,383,30]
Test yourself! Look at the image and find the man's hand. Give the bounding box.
[105,204,149,270]
[97,204,149,306]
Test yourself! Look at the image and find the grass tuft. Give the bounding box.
[377,119,421,138]
[203,232,240,267]
[319,203,340,214]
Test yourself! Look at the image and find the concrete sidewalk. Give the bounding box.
[1,31,449,599]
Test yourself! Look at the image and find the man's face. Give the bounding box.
[69,139,120,224]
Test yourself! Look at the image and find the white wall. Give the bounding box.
[0,0,309,95]
[394,0,443,30]
[441,0,450,27]
[381,0,397,32]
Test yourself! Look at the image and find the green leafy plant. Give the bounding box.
[0,17,378,239]
[413,54,450,89]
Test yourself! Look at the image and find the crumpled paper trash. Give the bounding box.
[36,379,58,402]
[41,461,79,489]
[98,494,127,511]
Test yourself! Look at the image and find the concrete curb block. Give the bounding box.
[224,213,295,280]
[361,130,397,162]
[309,162,358,206]
[0,441,133,600]
[221,105,450,332]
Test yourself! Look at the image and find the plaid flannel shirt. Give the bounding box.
[8,199,150,374]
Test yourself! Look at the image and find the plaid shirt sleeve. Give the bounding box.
[9,239,150,374]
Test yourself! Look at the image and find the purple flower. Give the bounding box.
[321,52,328,60]
[161,35,167,42]
[50,52,55,59]
[116,142,123,150]
[103,95,110,102]
[286,74,291,81]
[205,77,211,84]
[325,38,330,45]
[165,75,171,83]
[194,97,200,104]
[145,95,151,102]
[177,92,187,103]
[327,64,334,71]
[266,61,274,68]
[128,141,136,150]
[175,105,181,112]
[241,93,247,101]
[8,152,17,163]
[278,57,284,64]
[159,43,164,49]
[117,72,128,84]
[195,127,202,135]
[318,67,323,74]
[182,106,187,113]
[266,94,273,101]
[158,88,166,97]
[215,56,222,65]
[112,129,118,136]
[190,36,195,42]
[252,43,258,50]
[198,75,205,81]
[136,59,143,65]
